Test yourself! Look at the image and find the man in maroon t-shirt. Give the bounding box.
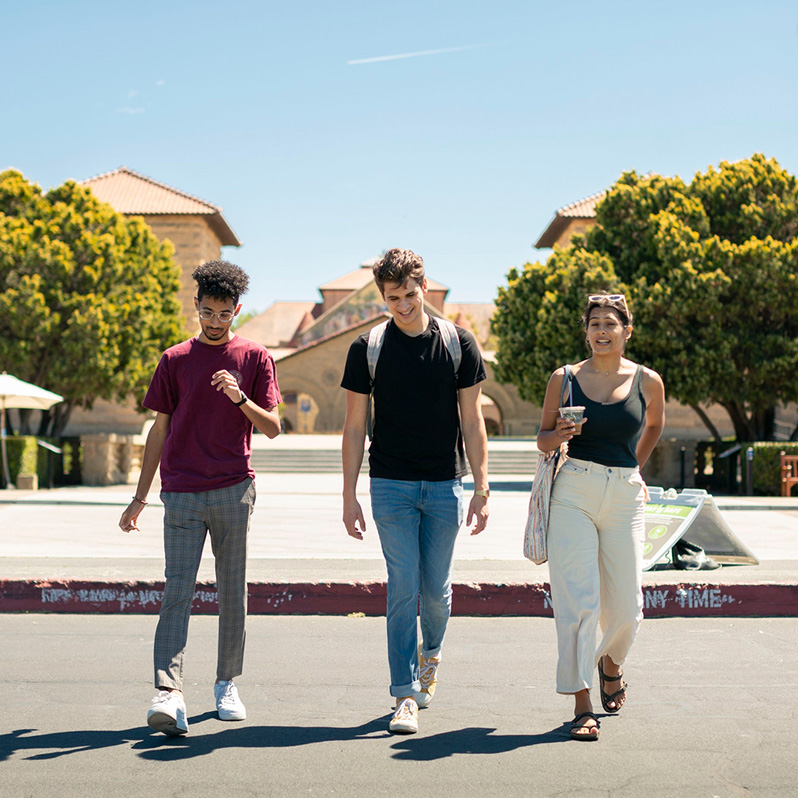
[119,260,282,737]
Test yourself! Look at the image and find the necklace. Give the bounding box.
[589,360,621,376]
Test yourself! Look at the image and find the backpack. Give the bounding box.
[365,317,462,439]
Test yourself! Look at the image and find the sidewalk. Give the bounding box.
[2,460,797,617]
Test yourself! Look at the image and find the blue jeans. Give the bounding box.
[370,477,465,697]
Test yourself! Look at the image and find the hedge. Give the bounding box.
[743,442,798,496]
[2,435,63,485]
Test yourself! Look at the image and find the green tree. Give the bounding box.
[493,154,798,442]
[0,170,184,436]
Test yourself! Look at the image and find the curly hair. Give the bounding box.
[192,260,250,304]
[372,248,425,295]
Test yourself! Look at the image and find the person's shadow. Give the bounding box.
[2,715,575,763]
[389,724,569,760]
[1,712,392,763]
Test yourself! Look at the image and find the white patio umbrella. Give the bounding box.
[0,372,64,488]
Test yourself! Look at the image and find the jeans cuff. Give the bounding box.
[390,680,421,698]
[421,646,442,659]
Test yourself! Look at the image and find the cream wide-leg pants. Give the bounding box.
[547,457,645,694]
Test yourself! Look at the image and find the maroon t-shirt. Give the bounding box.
[143,335,282,493]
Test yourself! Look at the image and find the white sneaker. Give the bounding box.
[214,680,246,721]
[147,690,188,736]
[414,650,440,708]
[389,698,419,734]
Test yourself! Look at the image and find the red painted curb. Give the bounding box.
[2,579,797,617]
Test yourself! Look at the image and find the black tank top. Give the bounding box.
[565,365,646,467]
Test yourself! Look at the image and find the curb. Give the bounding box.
[2,579,797,618]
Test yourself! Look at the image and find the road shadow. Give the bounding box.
[133,714,391,761]
[1,727,150,761]
[390,724,569,760]
[1,718,574,763]
[1,714,391,762]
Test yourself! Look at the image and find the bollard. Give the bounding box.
[745,446,754,496]
[680,446,686,488]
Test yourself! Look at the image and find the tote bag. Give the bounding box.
[523,365,573,564]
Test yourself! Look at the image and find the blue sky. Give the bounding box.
[3,0,797,314]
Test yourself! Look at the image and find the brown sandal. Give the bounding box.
[570,712,599,741]
[599,660,627,713]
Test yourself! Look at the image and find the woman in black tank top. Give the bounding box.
[537,294,665,741]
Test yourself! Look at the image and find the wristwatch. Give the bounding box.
[474,488,490,498]
[233,392,248,407]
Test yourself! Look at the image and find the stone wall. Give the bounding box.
[142,215,225,332]
[81,433,136,486]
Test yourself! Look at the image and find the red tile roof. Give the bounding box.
[80,166,241,246]
[558,190,605,218]
[534,190,606,248]
[234,301,317,348]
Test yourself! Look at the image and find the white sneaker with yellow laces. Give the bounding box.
[389,698,419,734]
[414,650,440,708]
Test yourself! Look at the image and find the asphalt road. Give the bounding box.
[2,614,797,798]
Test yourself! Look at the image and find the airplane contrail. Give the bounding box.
[347,43,495,65]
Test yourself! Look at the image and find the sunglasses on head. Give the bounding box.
[588,294,626,302]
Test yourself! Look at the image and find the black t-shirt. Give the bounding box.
[341,317,487,481]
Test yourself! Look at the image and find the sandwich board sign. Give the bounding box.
[642,488,759,571]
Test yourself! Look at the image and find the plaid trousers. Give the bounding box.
[154,478,255,690]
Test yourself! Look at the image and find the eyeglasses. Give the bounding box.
[198,309,235,323]
[588,294,626,303]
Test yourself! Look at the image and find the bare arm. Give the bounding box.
[342,390,369,540]
[240,402,281,438]
[536,369,582,453]
[211,369,281,438]
[119,412,171,532]
[458,382,489,535]
[637,368,666,467]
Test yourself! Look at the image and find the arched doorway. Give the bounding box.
[481,393,503,437]
[279,392,320,434]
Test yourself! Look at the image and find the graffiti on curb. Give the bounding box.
[41,586,218,611]
[643,585,738,611]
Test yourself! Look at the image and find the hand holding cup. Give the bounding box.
[558,406,586,439]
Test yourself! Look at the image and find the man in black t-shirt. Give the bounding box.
[341,248,490,735]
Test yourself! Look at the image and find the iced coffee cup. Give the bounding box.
[559,406,586,435]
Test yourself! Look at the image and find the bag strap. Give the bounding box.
[560,364,573,406]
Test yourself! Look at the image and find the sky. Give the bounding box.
[3,0,798,315]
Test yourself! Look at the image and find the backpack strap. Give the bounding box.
[436,318,462,375]
[365,317,462,440]
[367,320,390,384]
